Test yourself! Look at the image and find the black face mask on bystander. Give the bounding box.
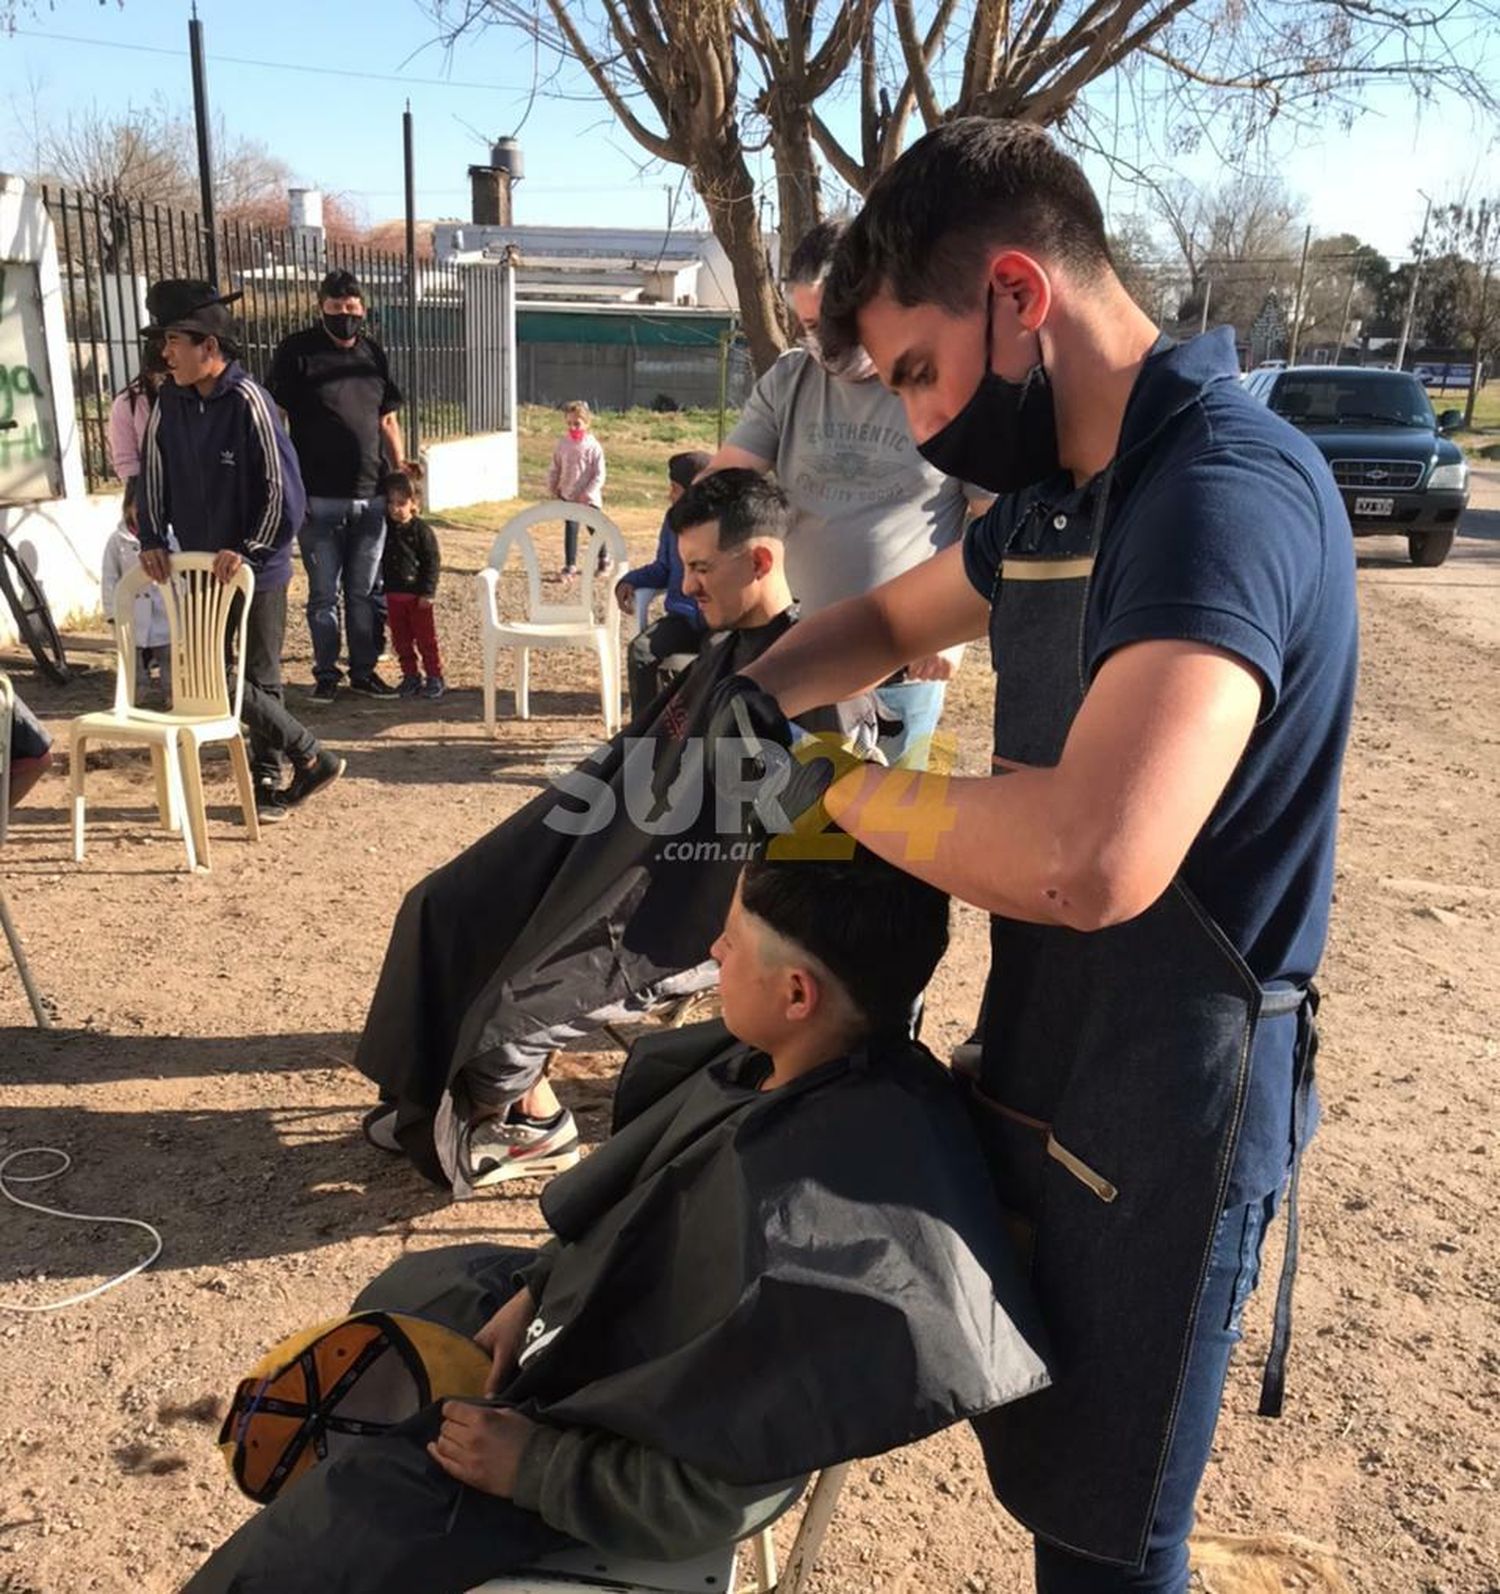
[916,286,1060,496]
[322,312,363,342]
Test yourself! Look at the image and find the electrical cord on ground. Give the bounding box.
[0,1147,163,1313]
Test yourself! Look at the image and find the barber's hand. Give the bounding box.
[614,579,635,615]
[212,549,244,585]
[906,651,959,682]
[835,690,905,756]
[139,547,171,583]
[705,674,794,774]
[475,1286,536,1397]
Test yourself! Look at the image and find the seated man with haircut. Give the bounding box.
[187,847,1049,1594]
[355,470,875,1197]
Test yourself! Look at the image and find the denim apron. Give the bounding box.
[967,476,1315,1567]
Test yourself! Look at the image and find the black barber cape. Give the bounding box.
[356,613,812,1181]
[501,1021,1052,1482]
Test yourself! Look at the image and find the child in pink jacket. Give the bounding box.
[546,400,606,576]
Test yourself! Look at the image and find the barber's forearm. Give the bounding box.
[824,763,1139,932]
[744,596,902,714]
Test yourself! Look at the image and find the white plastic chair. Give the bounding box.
[0,671,52,1026]
[70,553,260,872]
[472,1464,849,1594]
[478,501,629,737]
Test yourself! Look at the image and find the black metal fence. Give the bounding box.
[43,185,513,491]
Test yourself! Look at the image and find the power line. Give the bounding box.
[9,27,525,93]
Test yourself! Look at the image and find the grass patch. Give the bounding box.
[517,403,733,509]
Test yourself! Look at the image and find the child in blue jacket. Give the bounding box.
[612,450,711,716]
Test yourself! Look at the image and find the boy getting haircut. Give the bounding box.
[188,847,1048,1593]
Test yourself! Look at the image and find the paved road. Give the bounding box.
[1355,464,1500,650]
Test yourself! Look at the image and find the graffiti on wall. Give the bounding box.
[0,262,64,503]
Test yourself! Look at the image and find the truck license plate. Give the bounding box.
[1353,495,1395,517]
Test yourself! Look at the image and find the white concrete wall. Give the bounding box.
[0,174,121,646]
[421,432,519,512]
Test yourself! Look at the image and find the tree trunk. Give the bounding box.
[767,99,823,262]
[1465,264,1492,428]
[691,138,788,375]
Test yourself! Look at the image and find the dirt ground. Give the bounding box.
[1,478,1498,1594]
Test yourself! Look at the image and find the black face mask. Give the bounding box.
[916,286,1060,495]
[322,312,363,341]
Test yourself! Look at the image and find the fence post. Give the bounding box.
[188,7,219,286]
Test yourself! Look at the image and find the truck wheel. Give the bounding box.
[1408,528,1456,567]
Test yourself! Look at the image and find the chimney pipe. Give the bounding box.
[469,166,513,227]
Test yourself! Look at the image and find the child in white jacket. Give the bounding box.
[101,522,173,706]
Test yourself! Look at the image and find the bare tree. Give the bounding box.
[432,0,1499,372]
[1155,173,1303,332]
[30,98,298,224]
[1429,199,1500,422]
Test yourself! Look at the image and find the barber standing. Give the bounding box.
[269,270,407,703]
[718,120,1358,1593]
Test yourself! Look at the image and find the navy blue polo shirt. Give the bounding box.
[964,329,1358,1202]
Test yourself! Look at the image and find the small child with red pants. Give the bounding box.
[381,471,445,700]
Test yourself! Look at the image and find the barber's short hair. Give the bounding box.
[669,468,788,548]
[320,269,364,302]
[741,846,949,1034]
[820,117,1113,365]
[782,219,846,288]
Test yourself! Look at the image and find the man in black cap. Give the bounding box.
[613,449,713,716]
[137,280,343,820]
[268,269,407,703]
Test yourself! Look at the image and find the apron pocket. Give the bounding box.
[964,1079,1051,1269]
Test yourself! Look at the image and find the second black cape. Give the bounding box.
[354,614,803,1180]
[502,1020,1052,1484]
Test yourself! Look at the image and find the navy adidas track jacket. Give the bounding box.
[137,362,305,591]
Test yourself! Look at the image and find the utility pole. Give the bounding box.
[1286,225,1312,365]
[1395,192,1433,372]
[403,102,421,462]
[1336,271,1359,361]
[188,4,218,284]
[1199,274,1212,335]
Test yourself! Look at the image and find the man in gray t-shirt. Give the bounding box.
[705,220,987,766]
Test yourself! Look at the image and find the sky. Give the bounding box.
[1,1,1495,266]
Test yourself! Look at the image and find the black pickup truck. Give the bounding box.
[1242,365,1469,566]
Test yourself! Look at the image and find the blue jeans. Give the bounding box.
[1033,1193,1279,1593]
[875,679,948,769]
[299,495,387,686]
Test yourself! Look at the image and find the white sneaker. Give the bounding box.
[462,1108,581,1188]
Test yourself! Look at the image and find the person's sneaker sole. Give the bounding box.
[467,1141,581,1188]
[255,801,292,825]
[348,680,398,699]
[361,1104,402,1153]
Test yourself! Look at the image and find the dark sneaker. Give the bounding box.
[307,680,338,705]
[397,674,423,699]
[254,779,291,824]
[420,674,446,700]
[462,1107,581,1188]
[349,673,398,699]
[284,748,345,807]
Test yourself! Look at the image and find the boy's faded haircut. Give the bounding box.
[669,468,789,548]
[740,845,949,1034]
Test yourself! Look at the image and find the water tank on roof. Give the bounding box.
[491,138,524,181]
